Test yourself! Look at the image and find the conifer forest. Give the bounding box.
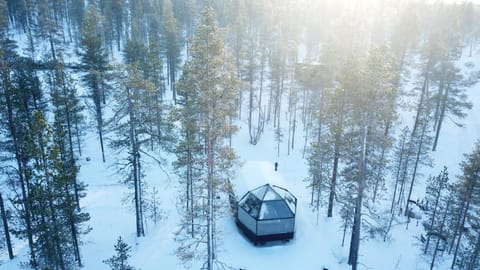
[0,0,480,269]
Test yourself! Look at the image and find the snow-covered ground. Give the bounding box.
[1,42,480,270]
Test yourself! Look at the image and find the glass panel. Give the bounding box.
[238,193,261,219]
[263,187,282,200]
[250,185,268,200]
[272,186,297,214]
[238,207,257,234]
[259,200,294,219]
[257,218,294,235]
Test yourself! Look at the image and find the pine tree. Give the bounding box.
[162,0,181,103]
[0,10,14,259]
[110,64,152,237]
[174,7,239,269]
[78,2,110,162]
[0,192,13,259]
[423,167,450,269]
[389,3,420,70]
[451,141,480,269]
[4,0,28,31]
[298,64,333,218]
[404,91,434,216]
[393,132,419,215]
[68,0,85,43]
[0,0,8,37]
[50,107,90,268]
[339,48,397,270]
[429,30,474,151]
[26,110,89,269]
[35,0,64,61]
[48,58,90,267]
[0,41,89,267]
[100,0,126,52]
[146,0,168,149]
[103,236,137,270]
[47,56,85,205]
[173,65,204,243]
[0,43,46,268]
[128,0,149,44]
[146,0,165,95]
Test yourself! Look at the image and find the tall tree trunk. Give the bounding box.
[391,136,406,213]
[432,77,445,132]
[128,88,144,237]
[291,104,297,150]
[430,199,450,270]
[405,121,427,216]
[424,184,442,254]
[432,84,449,151]
[467,231,480,270]
[98,114,106,163]
[451,187,474,268]
[94,82,106,162]
[449,198,467,254]
[0,192,14,259]
[314,100,324,220]
[412,76,428,136]
[248,56,254,143]
[372,123,390,203]
[74,113,82,156]
[48,194,66,270]
[348,126,368,270]
[61,74,81,209]
[206,133,215,270]
[3,89,37,267]
[64,183,82,266]
[156,90,163,142]
[342,208,350,246]
[170,56,177,104]
[328,91,344,218]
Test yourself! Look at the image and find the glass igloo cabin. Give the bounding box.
[236,184,297,243]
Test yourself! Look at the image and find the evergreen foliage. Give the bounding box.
[103,236,137,270]
[450,141,480,269]
[0,1,479,269]
[162,0,181,103]
[174,7,239,269]
[78,2,110,163]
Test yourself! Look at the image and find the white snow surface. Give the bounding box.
[1,46,480,270]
